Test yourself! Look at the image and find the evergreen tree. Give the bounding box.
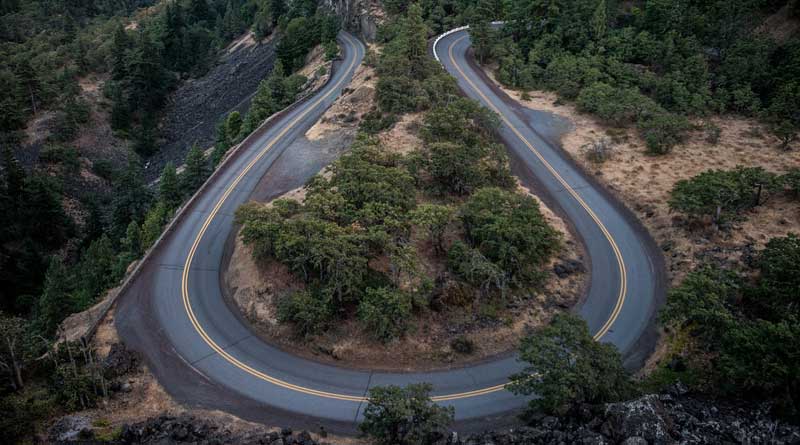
[158,162,181,209]
[181,144,209,194]
[140,201,169,249]
[110,23,131,82]
[221,0,244,40]
[110,159,152,241]
[35,257,73,337]
[188,0,213,25]
[592,0,607,41]
[269,0,285,26]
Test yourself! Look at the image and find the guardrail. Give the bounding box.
[432,22,505,63]
[77,37,346,345]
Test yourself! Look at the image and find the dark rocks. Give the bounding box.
[147,36,278,181]
[102,342,141,379]
[451,387,800,445]
[553,259,585,278]
[48,414,94,442]
[117,415,324,445]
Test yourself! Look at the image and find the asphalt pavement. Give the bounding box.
[115,29,665,434]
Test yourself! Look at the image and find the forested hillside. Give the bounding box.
[0,0,339,440]
[468,0,800,152]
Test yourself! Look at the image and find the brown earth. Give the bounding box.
[225,73,586,370]
[50,310,359,444]
[484,69,800,287]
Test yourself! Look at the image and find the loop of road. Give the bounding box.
[116,29,664,432]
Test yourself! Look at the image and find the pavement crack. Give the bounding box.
[189,334,253,366]
[353,371,374,426]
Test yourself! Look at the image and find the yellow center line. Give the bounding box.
[446,34,627,341]
[177,30,627,405]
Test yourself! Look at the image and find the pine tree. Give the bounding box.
[221,0,244,40]
[35,257,73,336]
[181,144,209,195]
[158,162,181,209]
[110,159,152,240]
[188,0,212,25]
[269,0,285,26]
[110,23,131,82]
[592,0,607,41]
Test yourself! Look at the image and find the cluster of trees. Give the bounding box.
[371,4,460,116]
[669,166,799,227]
[661,233,800,418]
[468,0,800,152]
[236,3,561,343]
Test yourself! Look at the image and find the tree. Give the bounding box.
[158,162,181,210]
[357,287,413,342]
[181,144,209,195]
[0,313,35,390]
[766,82,800,150]
[751,234,800,317]
[410,204,454,253]
[668,166,780,226]
[276,290,333,337]
[508,313,633,414]
[592,0,607,41]
[110,159,152,240]
[459,187,561,288]
[360,383,454,445]
[140,201,169,249]
[221,0,245,40]
[35,257,73,337]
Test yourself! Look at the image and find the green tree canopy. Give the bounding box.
[508,313,633,414]
[359,383,454,445]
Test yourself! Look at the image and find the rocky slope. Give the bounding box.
[323,0,384,41]
[146,33,278,180]
[455,386,800,445]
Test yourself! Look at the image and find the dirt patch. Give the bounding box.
[56,311,360,444]
[482,68,800,288]
[306,64,376,140]
[378,112,424,154]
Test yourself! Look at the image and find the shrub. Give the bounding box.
[637,112,691,154]
[782,168,800,197]
[277,290,333,337]
[360,383,454,445]
[459,188,561,288]
[576,82,658,127]
[508,313,633,415]
[450,335,475,354]
[668,166,780,225]
[357,287,413,342]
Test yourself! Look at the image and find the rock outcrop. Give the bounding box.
[323,0,384,41]
[119,415,324,445]
[453,387,800,444]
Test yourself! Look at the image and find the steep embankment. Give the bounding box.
[146,32,280,180]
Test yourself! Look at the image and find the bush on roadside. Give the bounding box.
[508,313,633,415]
[357,287,413,342]
[360,383,454,445]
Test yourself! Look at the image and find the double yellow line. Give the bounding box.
[178,31,627,405]
[446,35,627,342]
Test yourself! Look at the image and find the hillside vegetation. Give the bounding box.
[0,0,340,441]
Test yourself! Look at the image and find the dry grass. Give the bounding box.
[484,69,800,287]
[226,110,586,370]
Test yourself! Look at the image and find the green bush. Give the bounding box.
[459,187,561,288]
[637,112,691,154]
[359,383,454,445]
[668,166,780,225]
[508,313,633,415]
[277,290,334,337]
[357,287,413,342]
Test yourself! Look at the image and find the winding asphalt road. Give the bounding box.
[115,29,664,433]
